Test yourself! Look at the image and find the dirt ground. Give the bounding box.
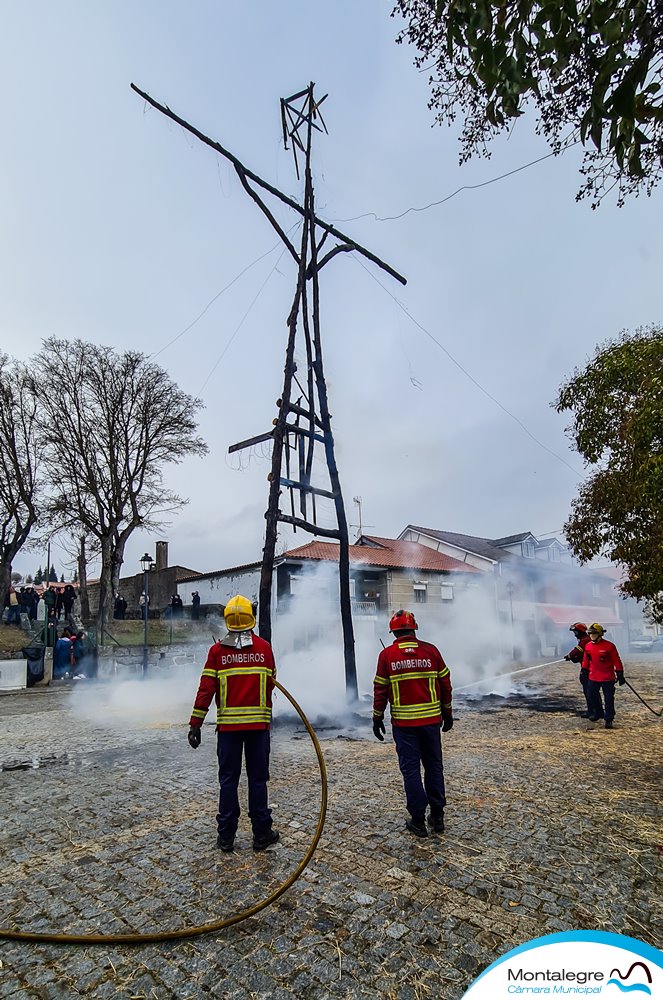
[0,654,661,999]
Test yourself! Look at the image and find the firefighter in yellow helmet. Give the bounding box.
[187,596,279,852]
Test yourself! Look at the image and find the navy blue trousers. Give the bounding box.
[216,730,272,840]
[392,724,446,822]
[588,681,615,723]
[579,668,592,713]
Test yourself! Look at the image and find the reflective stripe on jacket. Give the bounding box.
[566,634,590,664]
[189,634,276,731]
[373,636,452,727]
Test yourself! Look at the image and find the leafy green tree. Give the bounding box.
[394,0,663,207]
[555,325,663,620]
[34,566,43,585]
[48,565,57,583]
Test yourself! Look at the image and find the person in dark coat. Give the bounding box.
[113,594,127,620]
[62,584,76,619]
[191,591,201,621]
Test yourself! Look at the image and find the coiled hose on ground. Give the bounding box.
[0,680,328,945]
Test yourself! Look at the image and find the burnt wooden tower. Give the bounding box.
[131,82,406,700]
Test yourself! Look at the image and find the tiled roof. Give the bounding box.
[491,532,534,547]
[403,526,505,562]
[282,536,480,573]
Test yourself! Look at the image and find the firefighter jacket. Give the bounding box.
[566,634,590,664]
[189,634,276,732]
[373,635,452,727]
[582,638,624,683]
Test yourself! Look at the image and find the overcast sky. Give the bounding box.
[2,1,661,581]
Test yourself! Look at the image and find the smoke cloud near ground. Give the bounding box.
[270,562,536,723]
[69,564,546,732]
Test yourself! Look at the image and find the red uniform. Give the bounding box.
[373,637,452,726]
[582,638,624,682]
[189,634,276,732]
[566,634,590,663]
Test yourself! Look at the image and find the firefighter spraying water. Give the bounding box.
[372,610,453,838]
[564,622,592,717]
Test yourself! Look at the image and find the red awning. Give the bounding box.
[536,605,623,627]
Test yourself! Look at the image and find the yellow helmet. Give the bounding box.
[224,595,256,632]
[588,622,605,635]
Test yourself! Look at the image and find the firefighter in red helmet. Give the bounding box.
[372,610,453,838]
[564,622,593,718]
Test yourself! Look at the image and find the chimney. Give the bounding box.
[155,540,169,572]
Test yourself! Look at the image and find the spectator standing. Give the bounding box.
[5,586,21,624]
[191,591,201,621]
[139,592,149,621]
[113,594,127,620]
[62,584,76,619]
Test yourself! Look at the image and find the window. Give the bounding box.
[440,584,454,601]
[523,542,535,558]
[592,582,601,599]
[413,582,427,604]
[550,547,560,561]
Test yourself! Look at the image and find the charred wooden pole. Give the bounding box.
[131,82,406,702]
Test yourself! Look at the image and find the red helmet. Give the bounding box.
[389,609,418,633]
[570,622,587,632]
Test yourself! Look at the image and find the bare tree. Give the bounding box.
[0,353,43,600]
[32,338,208,625]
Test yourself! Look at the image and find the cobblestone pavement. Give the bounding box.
[0,657,661,999]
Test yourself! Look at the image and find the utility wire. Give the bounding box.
[354,256,583,479]
[150,224,299,361]
[333,140,580,224]
[198,246,289,394]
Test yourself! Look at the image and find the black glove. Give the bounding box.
[564,655,570,661]
[442,715,454,733]
[372,718,385,741]
[617,673,626,686]
[188,725,201,749]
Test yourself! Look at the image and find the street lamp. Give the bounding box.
[140,553,153,676]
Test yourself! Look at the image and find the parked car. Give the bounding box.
[630,635,663,653]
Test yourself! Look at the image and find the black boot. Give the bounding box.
[253,829,280,851]
[216,835,235,852]
[405,817,428,838]
[428,811,445,833]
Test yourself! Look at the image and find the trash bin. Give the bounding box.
[22,646,45,687]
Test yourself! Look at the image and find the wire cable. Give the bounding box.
[332,140,580,224]
[150,224,300,361]
[353,256,584,479]
[198,245,290,394]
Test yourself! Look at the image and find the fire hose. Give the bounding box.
[456,658,663,718]
[0,680,327,945]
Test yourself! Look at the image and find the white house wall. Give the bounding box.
[178,569,260,607]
